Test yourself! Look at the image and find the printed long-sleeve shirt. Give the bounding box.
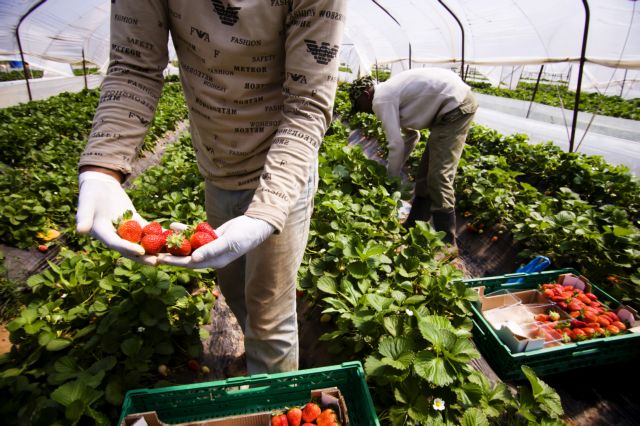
[372,68,472,176]
[79,0,346,232]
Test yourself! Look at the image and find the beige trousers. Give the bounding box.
[414,92,478,210]
[204,163,317,374]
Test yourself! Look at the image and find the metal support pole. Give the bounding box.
[569,0,590,153]
[527,65,544,118]
[15,0,48,102]
[437,0,465,80]
[620,68,628,97]
[82,48,88,90]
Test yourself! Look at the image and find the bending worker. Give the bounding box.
[76,1,346,374]
[350,68,478,247]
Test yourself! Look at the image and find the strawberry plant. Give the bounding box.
[0,247,215,425]
[300,117,565,424]
[0,81,188,249]
[469,80,640,120]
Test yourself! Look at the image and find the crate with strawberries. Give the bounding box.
[115,210,218,255]
[464,269,640,380]
[118,362,378,426]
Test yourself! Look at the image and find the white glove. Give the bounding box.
[76,171,157,265]
[386,137,405,178]
[156,215,275,269]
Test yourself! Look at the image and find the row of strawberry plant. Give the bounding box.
[0,133,217,426]
[468,80,640,120]
[457,126,640,310]
[338,80,640,312]
[0,81,188,249]
[299,120,565,425]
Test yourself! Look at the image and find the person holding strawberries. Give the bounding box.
[76,1,346,374]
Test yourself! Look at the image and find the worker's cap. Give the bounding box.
[348,75,375,113]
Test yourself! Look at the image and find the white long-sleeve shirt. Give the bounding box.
[372,68,472,176]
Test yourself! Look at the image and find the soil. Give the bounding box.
[1,123,638,424]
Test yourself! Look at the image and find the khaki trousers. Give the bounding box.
[414,92,478,210]
[204,163,317,374]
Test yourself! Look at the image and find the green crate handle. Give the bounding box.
[472,319,486,337]
[572,348,600,357]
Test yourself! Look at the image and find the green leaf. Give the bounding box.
[462,407,489,426]
[46,338,72,351]
[347,261,369,278]
[54,356,78,375]
[521,365,564,418]
[105,379,124,406]
[365,293,393,312]
[51,380,103,407]
[317,275,337,294]
[414,350,455,386]
[65,400,86,423]
[383,315,403,337]
[378,336,415,370]
[121,337,143,357]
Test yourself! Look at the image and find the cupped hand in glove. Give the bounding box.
[156,215,275,269]
[76,171,157,265]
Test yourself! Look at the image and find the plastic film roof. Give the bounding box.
[1,0,639,93]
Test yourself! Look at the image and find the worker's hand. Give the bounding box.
[386,141,404,178]
[76,171,156,265]
[156,215,275,269]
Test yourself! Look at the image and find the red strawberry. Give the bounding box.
[301,402,321,423]
[316,408,338,426]
[271,414,288,426]
[287,407,302,426]
[141,234,166,255]
[166,233,191,256]
[187,359,200,371]
[190,231,215,251]
[195,222,218,238]
[142,221,163,235]
[37,244,48,253]
[115,210,143,243]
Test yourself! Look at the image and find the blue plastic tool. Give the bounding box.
[505,255,551,284]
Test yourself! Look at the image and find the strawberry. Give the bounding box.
[301,402,321,423]
[195,222,218,238]
[287,407,302,426]
[190,231,215,251]
[166,233,191,256]
[271,414,288,426]
[141,234,167,255]
[316,408,339,426]
[37,244,48,253]
[142,221,163,235]
[187,359,200,371]
[115,210,142,243]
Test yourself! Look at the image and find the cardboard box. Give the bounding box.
[475,286,570,353]
[120,411,270,426]
[474,287,549,310]
[311,387,350,425]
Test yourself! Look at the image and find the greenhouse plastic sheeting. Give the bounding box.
[473,94,640,176]
[0,75,104,108]
[1,0,638,92]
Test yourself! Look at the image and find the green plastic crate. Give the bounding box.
[462,268,640,381]
[119,361,379,425]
